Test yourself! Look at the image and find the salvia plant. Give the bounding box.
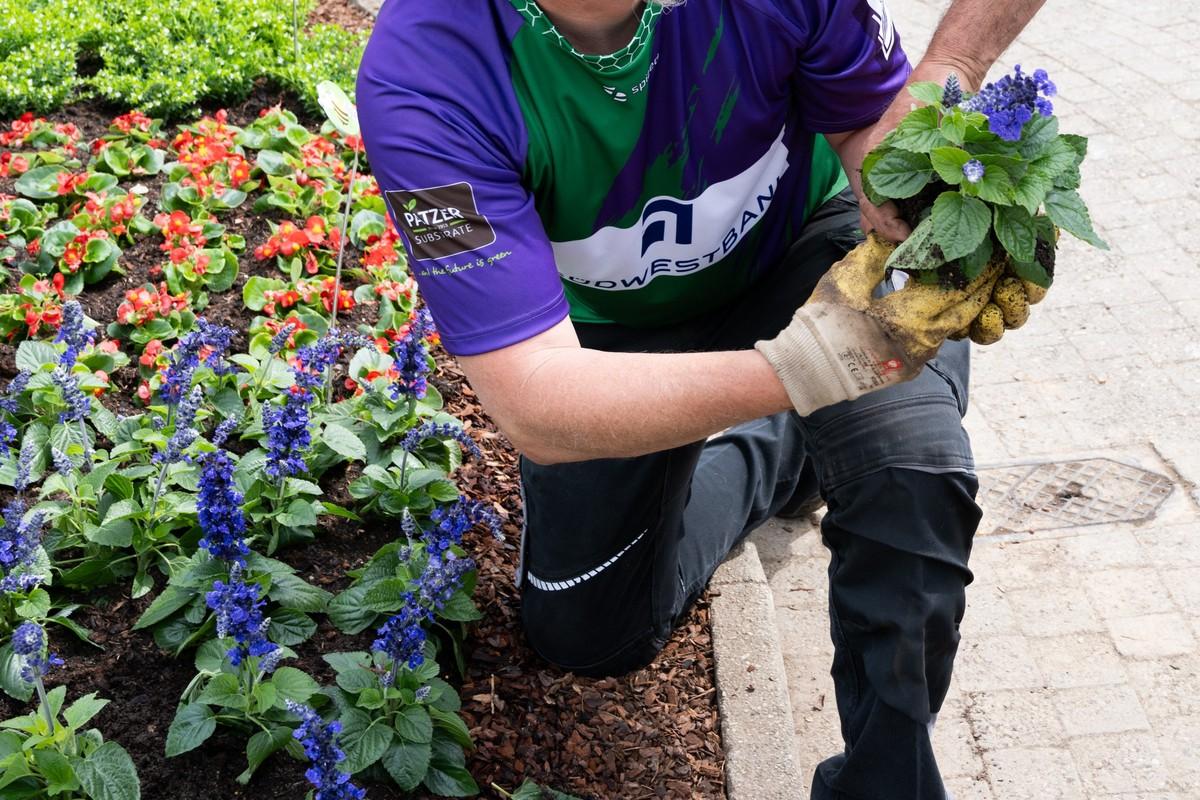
[165,563,322,784]
[0,622,141,798]
[862,66,1106,291]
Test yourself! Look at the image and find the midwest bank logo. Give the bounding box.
[551,131,792,291]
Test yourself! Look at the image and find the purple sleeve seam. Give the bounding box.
[801,100,894,134]
[437,293,570,356]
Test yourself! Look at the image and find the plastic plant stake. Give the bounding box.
[315,81,362,401]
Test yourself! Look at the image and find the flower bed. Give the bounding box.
[0,61,722,800]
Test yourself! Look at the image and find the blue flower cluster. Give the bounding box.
[205,566,281,673]
[390,308,435,401]
[264,329,366,482]
[263,389,311,482]
[211,415,241,448]
[51,365,89,425]
[197,450,249,565]
[399,421,482,459]
[13,437,34,495]
[0,371,30,458]
[0,500,45,592]
[50,447,74,476]
[267,321,297,356]
[963,65,1056,141]
[11,621,62,684]
[941,73,963,108]
[372,598,428,679]
[285,701,366,800]
[54,300,95,370]
[154,385,203,466]
[415,550,475,614]
[159,319,236,406]
[426,496,503,563]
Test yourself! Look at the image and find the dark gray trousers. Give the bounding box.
[517,192,981,800]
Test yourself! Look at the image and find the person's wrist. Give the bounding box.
[914,51,988,91]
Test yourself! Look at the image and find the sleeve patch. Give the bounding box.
[385,181,497,261]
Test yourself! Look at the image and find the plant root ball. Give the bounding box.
[970,303,1005,345]
[1022,279,1048,305]
[993,277,1031,329]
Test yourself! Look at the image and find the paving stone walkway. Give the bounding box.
[751,0,1200,797]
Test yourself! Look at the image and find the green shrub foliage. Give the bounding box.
[0,0,365,119]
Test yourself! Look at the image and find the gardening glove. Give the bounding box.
[755,233,1001,416]
[951,267,1050,345]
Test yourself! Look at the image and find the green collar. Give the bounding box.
[507,1,662,75]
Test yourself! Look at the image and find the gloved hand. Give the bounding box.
[755,233,1001,416]
[951,268,1049,345]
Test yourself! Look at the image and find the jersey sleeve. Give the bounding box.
[774,0,912,132]
[356,2,569,356]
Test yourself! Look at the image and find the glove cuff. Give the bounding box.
[755,311,851,417]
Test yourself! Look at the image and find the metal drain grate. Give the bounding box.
[977,458,1174,534]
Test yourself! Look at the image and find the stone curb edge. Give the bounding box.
[710,540,804,799]
[341,5,803,795]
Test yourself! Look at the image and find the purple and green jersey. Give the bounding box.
[358,0,909,355]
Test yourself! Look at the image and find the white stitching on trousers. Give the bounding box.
[526,528,649,592]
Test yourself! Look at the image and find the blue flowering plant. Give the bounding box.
[133,447,330,655]
[0,622,141,799]
[346,418,480,519]
[316,642,478,796]
[165,564,324,784]
[861,67,1108,344]
[328,497,501,676]
[235,329,367,553]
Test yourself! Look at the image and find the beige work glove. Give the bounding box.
[755,233,1001,416]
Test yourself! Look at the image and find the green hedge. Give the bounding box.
[0,0,364,119]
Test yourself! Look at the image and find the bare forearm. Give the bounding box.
[922,0,1048,88]
[482,347,791,464]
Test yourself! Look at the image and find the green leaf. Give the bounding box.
[339,710,394,773]
[1029,137,1078,184]
[888,106,944,153]
[394,705,434,744]
[885,215,946,272]
[993,205,1038,263]
[328,585,377,635]
[362,578,408,612]
[1044,189,1108,249]
[382,740,431,792]
[194,639,228,674]
[237,725,294,785]
[266,572,331,613]
[438,593,483,623]
[422,762,479,797]
[323,422,366,462]
[1012,168,1055,215]
[270,666,319,705]
[63,693,109,729]
[134,584,193,629]
[906,81,946,106]
[1010,257,1051,288]
[76,741,141,800]
[929,147,970,185]
[863,149,933,200]
[15,341,60,372]
[15,588,51,620]
[197,673,245,709]
[165,703,216,757]
[960,236,994,281]
[34,749,78,794]
[972,155,1020,205]
[428,706,473,749]
[930,192,991,261]
[268,608,317,646]
[1018,114,1060,158]
[0,644,33,703]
